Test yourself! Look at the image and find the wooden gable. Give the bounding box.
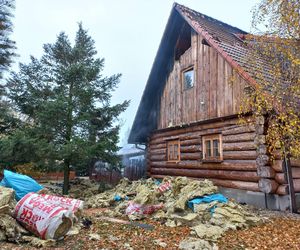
[158,31,249,129]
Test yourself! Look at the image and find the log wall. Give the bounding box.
[149,117,262,192]
[158,32,248,129]
[271,158,300,195]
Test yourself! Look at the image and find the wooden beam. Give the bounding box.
[150,160,257,171]
[223,150,257,160]
[150,168,260,182]
[223,133,256,143]
[223,142,256,151]
[151,174,260,192]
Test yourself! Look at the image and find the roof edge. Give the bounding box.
[174,4,260,89]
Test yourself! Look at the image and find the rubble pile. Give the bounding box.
[42,178,104,199]
[69,178,104,199]
[86,176,261,246]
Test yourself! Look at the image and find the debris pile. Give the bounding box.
[69,178,104,199]
[86,176,261,246]
[42,178,103,199]
[0,170,85,248]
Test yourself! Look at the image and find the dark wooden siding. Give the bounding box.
[149,117,262,192]
[158,32,247,129]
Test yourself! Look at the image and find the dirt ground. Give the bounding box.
[1,209,300,250]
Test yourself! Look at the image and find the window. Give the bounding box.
[183,68,194,89]
[167,140,180,162]
[202,134,223,161]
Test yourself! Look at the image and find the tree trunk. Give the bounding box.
[63,159,70,195]
[63,82,74,195]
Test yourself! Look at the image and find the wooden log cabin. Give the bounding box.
[128,3,300,210]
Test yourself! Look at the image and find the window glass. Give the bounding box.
[205,140,211,157]
[213,139,220,157]
[183,69,194,89]
[174,144,178,160]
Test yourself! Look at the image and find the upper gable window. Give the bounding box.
[183,68,194,89]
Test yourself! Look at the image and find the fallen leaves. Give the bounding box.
[218,217,300,250]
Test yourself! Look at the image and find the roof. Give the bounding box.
[117,144,145,157]
[128,3,260,144]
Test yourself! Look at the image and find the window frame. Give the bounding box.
[202,134,223,162]
[167,139,181,163]
[182,66,194,90]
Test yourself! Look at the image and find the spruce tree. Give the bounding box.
[0,0,16,78]
[7,24,129,194]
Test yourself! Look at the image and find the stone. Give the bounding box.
[89,233,101,241]
[179,237,218,250]
[153,239,167,248]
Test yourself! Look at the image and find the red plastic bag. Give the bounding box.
[125,201,163,215]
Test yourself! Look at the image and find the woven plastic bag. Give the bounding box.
[14,192,73,239]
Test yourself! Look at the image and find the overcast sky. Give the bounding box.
[12,0,259,145]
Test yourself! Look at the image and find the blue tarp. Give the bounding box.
[114,195,128,201]
[0,170,43,200]
[187,193,228,213]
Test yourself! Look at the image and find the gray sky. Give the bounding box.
[12,0,259,145]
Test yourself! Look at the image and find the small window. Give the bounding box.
[183,68,194,89]
[202,134,223,161]
[167,140,180,162]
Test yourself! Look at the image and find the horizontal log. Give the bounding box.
[150,143,166,150]
[291,168,300,178]
[222,125,255,135]
[291,159,300,168]
[180,139,201,146]
[180,153,200,160]
[150,175,260,192]
[151,129,226,145]
[223,142,256,151]
[150,154,166,161]
[276,180,300,195]
[150,148,166,155]
[257,166,276,178]
[152,119,240,140]
[150,168,259,182]
[223,150,257,160]
[150,160,257,171]
[209,179,260,192]
[275,169,300,184]
[180,145,201,153]
[223,133,256,143]
[258,179,278,193]
[272,160,300,172]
